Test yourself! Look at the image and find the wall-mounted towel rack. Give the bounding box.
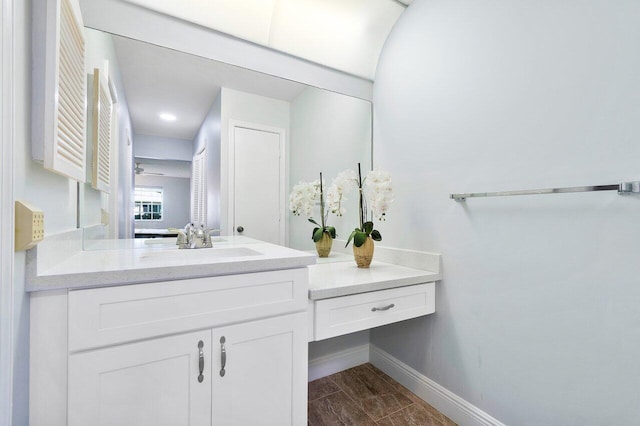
[451,181,640,201]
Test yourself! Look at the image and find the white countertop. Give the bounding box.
[308,250,441,300]
[27,235,316,292]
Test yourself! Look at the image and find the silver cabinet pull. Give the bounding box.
[219,336,226,377]
[371,303,395,312]
[197,340,204,383]
[236,226,244,233]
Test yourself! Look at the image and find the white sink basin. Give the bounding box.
[138,246,262,261]
[143,237,226,247]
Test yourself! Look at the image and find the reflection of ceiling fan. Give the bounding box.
[135,162,164,176]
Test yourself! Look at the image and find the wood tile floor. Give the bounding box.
[308,363,457,426]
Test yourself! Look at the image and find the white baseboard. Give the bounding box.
[308,343,370,381]
[370,345,505,426]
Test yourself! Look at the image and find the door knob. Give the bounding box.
[236,226,244,233]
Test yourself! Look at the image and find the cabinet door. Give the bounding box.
[68,330,212,426]
[211,312,307,425]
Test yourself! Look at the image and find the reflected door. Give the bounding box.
[231,122,284,245]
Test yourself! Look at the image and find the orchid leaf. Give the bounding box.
[308,218,320,226]
[371,230,382,241]
[311,227,320,240]
[354,230,367,247]
[313,228,324,242]
[326,226,336,239]
[345,229,357,247]
[363,221,374,234]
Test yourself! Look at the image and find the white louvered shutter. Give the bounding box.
[91,68,112,192]
[55,0,86,177]
[32,0,87,181]
[191,150,206,226]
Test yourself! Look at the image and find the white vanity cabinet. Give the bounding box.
[210,314,307,425]
[68,330,213,426]
[68,313,306,426]
[30,267,309,426]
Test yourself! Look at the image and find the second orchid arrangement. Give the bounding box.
[342,163,394,248]
[290,172,346,242]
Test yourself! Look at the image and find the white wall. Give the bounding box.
[219,88,290,236]
[371,0,640,424]
[289,86,372,250]
[134,175,190,230]
[134,134,193,162]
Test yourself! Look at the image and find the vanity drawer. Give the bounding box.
[313,283,435,340]
[68,268,308,351]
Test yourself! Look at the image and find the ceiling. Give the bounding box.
[112,34,307,140]
[121,0,411,80]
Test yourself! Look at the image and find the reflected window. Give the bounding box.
[134,186,163,221]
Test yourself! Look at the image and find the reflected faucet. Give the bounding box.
[169,223,220,249]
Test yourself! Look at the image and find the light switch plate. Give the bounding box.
[15,200,45,251]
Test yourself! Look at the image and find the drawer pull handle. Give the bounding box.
[372,303,395,312]
[197,340,205,383]
[220,336,226,377]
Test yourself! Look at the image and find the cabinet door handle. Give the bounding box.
[371,303,395,312]
[197,340,204,383]
[219,336,226,377]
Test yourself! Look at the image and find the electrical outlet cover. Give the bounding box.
[15,200,45,251]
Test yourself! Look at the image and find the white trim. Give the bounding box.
[227,120,286,245]
[370,345,506,426]
[0,0,15,423]
[308,344,370,382]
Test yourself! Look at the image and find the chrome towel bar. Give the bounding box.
[451,181,640,201]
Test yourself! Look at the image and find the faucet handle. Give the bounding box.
[169,228,189,248]
[202,228,220,248]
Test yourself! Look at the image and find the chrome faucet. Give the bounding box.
[170,223,220,249]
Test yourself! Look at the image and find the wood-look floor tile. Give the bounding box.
[440,417,457,426]
[329,367,412,420]
[308,364,456,426]
[361,363,396,383]
[308,391,377,426]
[376,404,440,426]
[384,382,449,423]
[361,364,457,426]
[309,376,341,401]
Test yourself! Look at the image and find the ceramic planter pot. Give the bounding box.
[353,236,374,268]
[315,232,333,257]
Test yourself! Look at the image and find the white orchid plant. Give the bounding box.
[342,164,394,248]
[290,172,344,243]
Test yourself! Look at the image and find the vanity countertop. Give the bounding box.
[26,235,316,292]
[307,250,441,300]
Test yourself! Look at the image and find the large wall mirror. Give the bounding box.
[80,28,372,251]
